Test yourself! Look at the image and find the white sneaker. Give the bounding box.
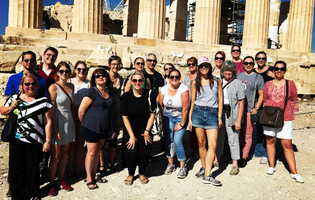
[267,167,276,175]
[291,173,304,183]
[260,157,268,164]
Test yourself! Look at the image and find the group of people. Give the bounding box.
[0,45,304,200]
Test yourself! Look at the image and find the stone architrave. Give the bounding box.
[72,0,103,34]
[8,0,43,29]
[269,0,281,49]
[168,0,188,41]
[137,0,166,40]
[122,0,140,37]
[287,0,315,53]
[242,0,269,48]
[194,0,221,44]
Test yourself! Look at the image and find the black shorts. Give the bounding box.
[82,126,107,143]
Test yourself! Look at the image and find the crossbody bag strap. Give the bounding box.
[147,90,157,113]
[283,80,289,111]
[55,83,73,104]
[222,78,235,90]
[251,73,258,109]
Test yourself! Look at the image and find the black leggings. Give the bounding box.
[123,131,152,176]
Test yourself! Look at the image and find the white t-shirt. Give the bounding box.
[161,83,188,118]
[223,79,230,105]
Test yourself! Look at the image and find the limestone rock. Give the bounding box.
[86,50,114,67]
[0,51,22,72]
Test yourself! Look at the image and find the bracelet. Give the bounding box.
[46,141,51,144]
[179,123,184,128]
[145,130,150,133]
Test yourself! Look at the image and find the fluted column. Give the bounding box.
[269,0,281,49]
[122,0,140,36]
[8,0,43,29]
[288,0,315,53]
[137,0,166,40]
[194,0,221,44]
[243,0,269,48]
[168,0,188,41]
[72,0,103,34]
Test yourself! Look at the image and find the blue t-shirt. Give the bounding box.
[5,71,48,97]
[237,72,264,113]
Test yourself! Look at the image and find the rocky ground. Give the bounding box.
[0,98,314,200]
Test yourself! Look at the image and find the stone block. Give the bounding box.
[67,32,111,43]
[0,51,23,72]
[5,27,43,38]
[44,30,67,39]
[136,39,156,46]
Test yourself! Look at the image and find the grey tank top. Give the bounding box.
[195,80,218,108]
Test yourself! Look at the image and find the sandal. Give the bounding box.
[86,181,98,190]
[139,175,149,184]
[95,176,108,183]
[124,175,134,186]
[108,164,117,173]
[99,166,106,174]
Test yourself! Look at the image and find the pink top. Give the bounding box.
[234,60,244,74]
[263,80,299,122]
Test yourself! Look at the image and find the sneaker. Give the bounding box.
[48,185,57,196]
[260,157,268,164]
[290,173,304,183]
[203,175,222,186]
[164,164,176,175]
[267,167,276,175]
[177,167,188,179]
[213,161,219,168]
[195,167,205,178]
[229,166,239,175]
[239,158,247,168]
[59,181,73,191]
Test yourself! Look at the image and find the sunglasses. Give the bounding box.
[256,57,266,60]
[132,79,143,83]
[24,59,35,63]
[170,76,180,80]
[198,64,210,68]
[77,68,87,72]
[164,67,173,71]
[215,57,224,60]
[24,82,36,87]
[274,67,285,71]
[187,63,196,66]
[147,59,157,63]
[59,70,70,74]
[232,49,240,52]
[243,62,254,66]
[135,62,145,65]
[95,74,106,79]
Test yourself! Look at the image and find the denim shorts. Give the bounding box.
[191,104,218,129]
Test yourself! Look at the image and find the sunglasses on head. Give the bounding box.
[132,79,143,83]
[147,59,157,63]
[198,64,210,68]
[24,82,36,87]
[256,57,266,60]
[24,59,35,63]
[164,67,173,71]
[243,62,254,66]
[187,63,196,66]
[232,49,240,52]
[95,74,106,79]
[135,62,145,65]
[274,67,285,71]
[215,57,224,60]
[77,68,87,72]
[59,70,70,74]
[170,76,180,80]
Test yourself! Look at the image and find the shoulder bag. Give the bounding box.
[250,74,262,123]
[259,80,288,128]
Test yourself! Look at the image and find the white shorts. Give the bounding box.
[263,121,293,139]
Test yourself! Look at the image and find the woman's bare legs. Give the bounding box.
[266,136,277,168]
[204,129,218,177]
[195,128,207,168]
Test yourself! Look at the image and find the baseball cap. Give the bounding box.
[198,56,210,66]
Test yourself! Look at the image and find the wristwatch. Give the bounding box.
[255,107,259,110]
[218,116,222,119]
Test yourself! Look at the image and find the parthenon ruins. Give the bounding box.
[1,0,315,95]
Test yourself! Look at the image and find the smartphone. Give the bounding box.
[231,125,235,131]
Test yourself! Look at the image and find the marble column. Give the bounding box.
[122,0,140,37]
[168,0,188,41]
[269,0,281,49]
[242,0,269,48]
[8,0,43,29]
[288,0,315,53]
[137,0,166,40]
[194,0,221,44]
[72,0,103,34]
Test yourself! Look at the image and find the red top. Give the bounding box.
[37,63,56,87]
[234,60,244,74]
[263,80,299,122]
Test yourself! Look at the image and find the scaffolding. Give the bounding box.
[228,0,245,45]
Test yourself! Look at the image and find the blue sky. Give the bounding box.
[0,0,314,52]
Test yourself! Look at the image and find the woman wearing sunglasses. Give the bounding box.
[188,56,223,186]
[231,45,244,74]
[48,62,76,196]
[163,63,175,85]
[121,72,156,185]
[78,69,112,190]
[0,73,52,200]
[212,51,226,78]
[236,56,264,167]
[159,69,189,178]
[67,61,89,181]
[262,61,303,183]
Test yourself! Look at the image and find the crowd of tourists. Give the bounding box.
[0,45,304,200]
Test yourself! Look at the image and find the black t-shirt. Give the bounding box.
[143,70,164,98]
[121,89,156,134]
[254,66,274,83]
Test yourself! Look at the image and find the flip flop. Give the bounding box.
[124,175,134,186]
[140,176,149,184]
[86,181,98,190]
[95,176,108,183]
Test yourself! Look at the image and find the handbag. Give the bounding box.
[259,80,289,128]
[148,90,163,136]
[250,74,262,123]
[1,93,20,142]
